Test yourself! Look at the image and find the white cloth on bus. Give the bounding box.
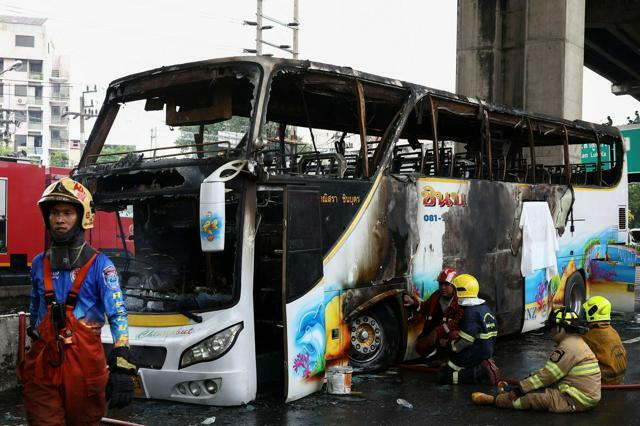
[519,201,559,281]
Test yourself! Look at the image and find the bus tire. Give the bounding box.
[348,302,400,372]
[564,272,586,316]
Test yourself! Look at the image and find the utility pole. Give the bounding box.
[256,0,263,55]
[64,85,98,149]
[244,0,300,58]
[150,127,157,150]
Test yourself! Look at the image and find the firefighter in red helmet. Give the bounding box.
[404,267,464,358]
[18,178,136,425]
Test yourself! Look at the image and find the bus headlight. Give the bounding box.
[180,322,244,368]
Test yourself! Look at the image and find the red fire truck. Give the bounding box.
[0,157,132,285]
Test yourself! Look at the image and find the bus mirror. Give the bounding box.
[199,160,248,252]
[555,187,575,236]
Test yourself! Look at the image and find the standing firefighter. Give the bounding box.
[18,178,137,425]
[582,296,627,384]
[437,274,500,385]
[472,307,601,413]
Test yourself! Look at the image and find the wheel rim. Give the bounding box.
[349,315,382,363]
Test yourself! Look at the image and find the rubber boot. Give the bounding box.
[471,392,496,406]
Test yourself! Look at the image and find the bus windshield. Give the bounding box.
[80,63,260,314]
[88,63,259,165]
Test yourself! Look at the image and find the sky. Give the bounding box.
[1,0,639,143]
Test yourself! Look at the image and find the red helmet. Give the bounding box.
[437,268,458,284]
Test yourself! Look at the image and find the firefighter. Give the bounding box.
[472,307,601,413]
[404,267,464,358]
[437,274,500,385]
[582,296,627,384]
[18,178,137,425]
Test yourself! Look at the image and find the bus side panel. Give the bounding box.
[555,178,633,311]
[412,178,524,336]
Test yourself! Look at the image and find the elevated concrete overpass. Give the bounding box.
[457,0,640,120]
[585,1,640,102]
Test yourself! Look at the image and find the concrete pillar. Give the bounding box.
[457,0,585,120]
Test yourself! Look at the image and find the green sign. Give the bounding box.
[580,143,611,170]
[622,126,640,175]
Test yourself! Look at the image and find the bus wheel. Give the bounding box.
[348,303,400,372]
[564,272,586,315]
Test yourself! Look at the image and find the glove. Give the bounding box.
[106,346,137,409]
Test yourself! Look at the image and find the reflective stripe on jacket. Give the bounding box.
[520,334,601,408]
[449,303,497,368]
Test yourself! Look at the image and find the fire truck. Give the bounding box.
[0,157,132,285]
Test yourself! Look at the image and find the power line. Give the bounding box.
[244,0,299,58]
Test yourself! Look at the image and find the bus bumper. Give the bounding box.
[137,367,254,406]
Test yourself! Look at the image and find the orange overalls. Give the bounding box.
[18,254,109,426]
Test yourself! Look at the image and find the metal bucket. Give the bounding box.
[326,366,353,395]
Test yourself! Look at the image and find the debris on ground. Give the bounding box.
[201,416,216,425]
[396,398,413,409]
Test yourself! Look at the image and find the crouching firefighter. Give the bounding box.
[17,178,137,425]
[472,307,601,413]
[582,296,627,384]
[437,274,500,385]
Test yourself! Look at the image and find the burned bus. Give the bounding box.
[74,57,634,405]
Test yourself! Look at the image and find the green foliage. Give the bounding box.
[629,183,640,229]
[174,117,249,151]
[50,151,69,167]
[97,144,136,163]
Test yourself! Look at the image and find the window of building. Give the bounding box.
[28,110,42,123]
[31,135,42,147]
[29,61,42,73]
[0,59,3,71]
[14,134,27,146]
[14,85,27,97]
[0,84,3,96]
[15,35,35,48]
[51,105,61,116]
[28,85,42,98]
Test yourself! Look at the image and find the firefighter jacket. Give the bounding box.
[519,334,601,409]
[417,292,463,340]
[448,302,497,368]
[582,321,627,385]
[29,251,129,347]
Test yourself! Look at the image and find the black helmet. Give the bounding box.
[544,307,586,334]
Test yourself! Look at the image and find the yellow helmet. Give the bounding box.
[452,274,479,299]
[38,178,95,229]
[583,296,611,322]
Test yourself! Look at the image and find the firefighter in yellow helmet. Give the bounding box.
[582,296,627,384]
[437,274,500,385]
[472,307,601,413]
[19,178,136,425]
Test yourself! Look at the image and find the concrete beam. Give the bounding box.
[612,80,640,97]
[457,0,585,119]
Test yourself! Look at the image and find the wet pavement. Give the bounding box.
[2,317,640,426]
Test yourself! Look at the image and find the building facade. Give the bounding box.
[0,15,72,166]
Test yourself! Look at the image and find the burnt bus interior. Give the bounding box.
[392,96,622,186]
[77,64,262,316]
[252,68,407,390]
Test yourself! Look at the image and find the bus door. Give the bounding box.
[282,186,325,402]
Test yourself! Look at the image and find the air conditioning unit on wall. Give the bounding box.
[16,98,25,104]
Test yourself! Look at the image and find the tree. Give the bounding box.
[96,144,136,163]
[629,183,640,229]
[50,151,69,167]
[174,117,250,152]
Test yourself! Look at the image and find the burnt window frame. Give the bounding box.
[260,64,410,180]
